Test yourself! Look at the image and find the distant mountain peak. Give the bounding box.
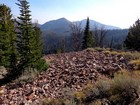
[50,17,70,23]
[57,17,67,20]
[40,17,71,33]
[40,17,121,35]
[79,18,121,30]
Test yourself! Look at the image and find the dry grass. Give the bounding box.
[42,98,65,105]
[129,60,140,70]
[86,48,140,60]
[41,70,140,105]
[14,69,38,84]
[103,50,140,60]
[0,66,7,79]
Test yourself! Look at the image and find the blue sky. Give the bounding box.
[1,0,140,28]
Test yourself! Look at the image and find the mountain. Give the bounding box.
[40,18,121,36]
[79,19,120,30]
[41,18,71,36]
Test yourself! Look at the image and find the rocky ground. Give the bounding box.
[0,49,133,105]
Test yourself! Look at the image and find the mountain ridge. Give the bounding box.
[40,17,121,36]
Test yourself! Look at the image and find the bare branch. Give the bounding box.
[69,22,83,51]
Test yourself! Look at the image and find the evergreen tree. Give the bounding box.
[32,23,43,68]
[16,0,36,72]
[82,17,94,49]
[0,4,17,70]
[33,23,42,59]
[32,22,48,71]
[16,0,45,73]
[124,19,140,51]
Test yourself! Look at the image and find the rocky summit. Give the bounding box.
[0,49,133,105]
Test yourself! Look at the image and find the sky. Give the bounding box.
[1,0,140,29]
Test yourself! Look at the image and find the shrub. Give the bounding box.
[129,60,140,70]
[73,91,85,103]
[41,98,65,105]
[82,71,140,105]
[41,71,140,105]
[109,71,140,105]
[34,59,49,72]
[90,100,102,105]
[14,68,38,84]
[95,79,111,98]
[104,50,140,61]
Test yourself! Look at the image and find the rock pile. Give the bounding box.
[0,50,132,105]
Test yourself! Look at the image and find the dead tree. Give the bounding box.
[109,36,114,49]
[94,24,108,48]
[69,22,83,51]
[59,37,65,53]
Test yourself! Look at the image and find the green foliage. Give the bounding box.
[16,0,44,76]
[0,4,17,71]
[33,23,43,59]
[34,59,48,72]
[109,71,140,104]
[82,17,94,49]
[83,71,140,105]
[0,1,46,85]
[124,19,140,51]
[56,48,62,54]
[0,4,19,86]
[16,0,34,71]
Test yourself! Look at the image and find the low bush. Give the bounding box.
[104,50,140,60]
[109,71,140,105]
[34,59,49,72]
[42,98,65,105]
[14,68,38,84]
[41,70,140,105]
[129,60,140,70]
[14,59,48,85]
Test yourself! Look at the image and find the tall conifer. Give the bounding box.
[16,0,35,71]
[82,17,94,49]
[32,23,43,68]
[16,0,44,73]
[124,19,140,51]
[0,4,16,70]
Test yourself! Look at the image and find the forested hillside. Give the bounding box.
[42,29,128,54]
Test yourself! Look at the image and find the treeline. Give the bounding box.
[0,0,47,85]
[42,17,140,54]
[42,25,128,54]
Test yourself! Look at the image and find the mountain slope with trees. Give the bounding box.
[0,0,47,85]
[0,4,17,80]
[124,19,140,51]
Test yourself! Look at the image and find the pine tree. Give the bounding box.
[82,17,94,49]
[0,4,17,70]
[16,0,45,73]
[124,19,140,51]
[34,23,42,59]
[32,23,43,67]
[16,0,36,72]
